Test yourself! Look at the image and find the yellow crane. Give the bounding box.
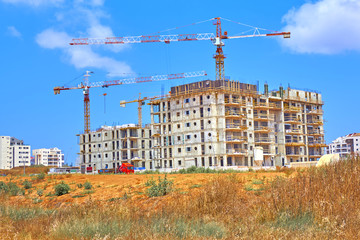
[120,93,167,127]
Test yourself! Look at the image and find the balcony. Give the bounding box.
[307,120,323,126]
[269,102,282,110]
[254,126,271,133]
[307,130,324,136]
[225,123,247,131]
[225,136,246,143]
[284,117,302,124]
[225,110,245,118]
[224,98,246,105]
[254,114,274,121]
[308,141,327,147]
[306,109,324,115]
[284,106,301,113]
[255,137,273,144]
[286,152,302,156]
[226,148,248,156]
[253,102,269,109]
[286,96,324,105]
[285,129,302,135]
[285,140,305,146]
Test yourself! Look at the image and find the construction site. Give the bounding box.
[78,79,325,172]
[50,17,326,173]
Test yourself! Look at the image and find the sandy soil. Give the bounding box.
[0,170,283,208]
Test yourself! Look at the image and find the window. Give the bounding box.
[207,108,211,112]
[193,98,196,101]
[184,98,190,103]
[193,110,196,113]
[194,122,197,126]
[178,148,181,153]
[185,111,190,115]
[208,133,212,137]
[186,147,191,152]
[186,123,190,127]
[186,135,191,140]
[178,160,182,166]
[194,147,198,150]
[209,146,212,149]
[98,144,101,148]
[177,124,181,129]
[177,112,180,117]
[98,134,101,137]
[207,95,210,99]
[208,120,211,124]
[194,134,197,138]
[177,136,181,141]
[176,100,180,104]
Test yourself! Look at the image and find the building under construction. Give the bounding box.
[78,79,325,172]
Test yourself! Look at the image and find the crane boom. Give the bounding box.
[54,71,206,93]
[54,71,207,133]
[69,17,290,81]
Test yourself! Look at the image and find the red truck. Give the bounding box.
[98,163,134,174]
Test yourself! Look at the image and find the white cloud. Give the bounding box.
[1,0,64,7]
[281,0,360,54]
[36,28,133,77]
[7,26,21,38]
[36,29,70,49]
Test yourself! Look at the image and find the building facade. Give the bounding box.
[149,80,325,170]
[78,124,152,173]
[327,133,360,158]
[0,136,31,169]
[32,147,65,167]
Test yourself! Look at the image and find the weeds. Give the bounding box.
[54,181,70,196]
[146,174,173,197]
[36,189,44,197]
[83,181,92,190]
[36,172,45,180]
[22,179,32,189]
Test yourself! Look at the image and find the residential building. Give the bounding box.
[0,136,31,169]
[327,133,360,158]
[32,147,65,167]
[78,124,152,173]
[149,79,325,169]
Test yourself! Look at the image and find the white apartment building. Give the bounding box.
[32,147,64,167]
[0,136,31,169]
[78,124,152,173]
[327,133,360,158]
[149,79,325,170]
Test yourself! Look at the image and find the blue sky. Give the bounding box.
[1,0,359,165]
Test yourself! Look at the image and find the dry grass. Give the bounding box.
[0,157,360,239]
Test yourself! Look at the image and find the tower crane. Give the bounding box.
[120,93,168,127]
[70,17,290,81]
[54,71,206,133]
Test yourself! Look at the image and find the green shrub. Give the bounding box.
[54,181,70,196]
[22,180,32,189]
[77,183,83,188]
[0,181,9,194]
[37,172,45,180]
[37,189,43,197]
[146,175,173,197]
[8,182,24,196]
[83,181,92,190]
